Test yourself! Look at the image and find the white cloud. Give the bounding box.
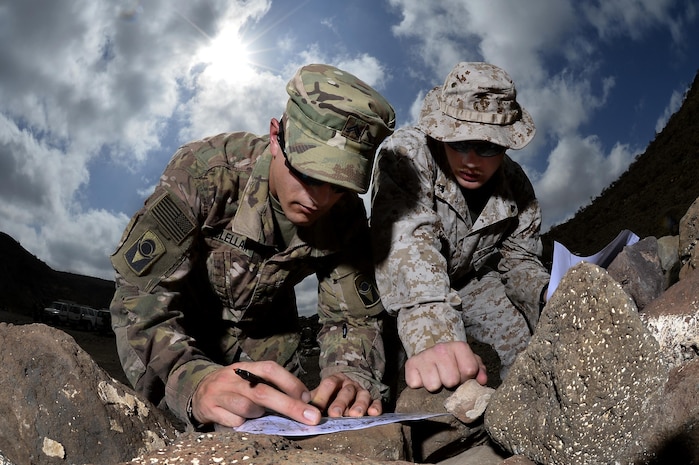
[179,1,279,138]
[406,90,427,127]
[182,43,391,142]
[334,55,392,91]
[536,135,638,229]
[0,115,129,279]
[320,17,339,35]
[0,0,274,279]
[582,0,678,40]
[288,45,391,92]
[655,87,688,134]
[389,0,576,84]
[389,0,481,76]
[181,69,287,141]
[0,0,695,286]
[42,209,131,280]
[464,0,576,84]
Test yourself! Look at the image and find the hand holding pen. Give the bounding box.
[235,368,382,418]
[190,361,320,429]
[234,368,282,390]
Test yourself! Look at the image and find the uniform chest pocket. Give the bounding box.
[472,240,508,272]
[207,248,261,312]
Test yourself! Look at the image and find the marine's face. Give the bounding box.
[268,119,345,227]
[443,141,505,190]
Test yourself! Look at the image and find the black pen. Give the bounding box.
[234,368,282,392]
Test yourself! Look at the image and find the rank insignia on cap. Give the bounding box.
[341,115,368,143]
[354,274,380,308]
[124,230,166,276]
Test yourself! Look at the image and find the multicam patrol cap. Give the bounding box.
[418,62,535,150]
[282,64,396,194]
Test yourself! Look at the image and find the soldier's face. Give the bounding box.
[443,142,504,190]
[269,120,345,227]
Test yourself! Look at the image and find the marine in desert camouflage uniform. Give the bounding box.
[110,64,395,430]
[371,62,550,390]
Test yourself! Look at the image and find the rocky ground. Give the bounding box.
[3,245,698,465]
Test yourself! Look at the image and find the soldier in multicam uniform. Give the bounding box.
[110,64,395,430]
[371,62,550,392]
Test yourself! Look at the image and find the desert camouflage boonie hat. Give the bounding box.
[418,62,535,150]
[282,63,396,194]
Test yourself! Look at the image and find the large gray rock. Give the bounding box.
[639,267,699,463]
[395,387,489,463]
[0,323,178,465]
[651,359,699,464]
[606,235,664,310]
[485,262,667,465]
[656,235,681,289]
[434,444,509,465]
[641,266,699,369]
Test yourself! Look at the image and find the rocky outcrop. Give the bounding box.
[126,431,414,465]
[484,262,667,464]
[480,196,699,464]
[0,323,178,465]
[1,206,699,464]
[642,267,699,370]
[606,235,664,310]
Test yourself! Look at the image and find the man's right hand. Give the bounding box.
[190,360,321,428]
[404,341,487,392]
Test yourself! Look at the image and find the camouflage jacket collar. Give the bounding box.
[231,151,276,246]
[229,150,347,257]
[433,153,519,233]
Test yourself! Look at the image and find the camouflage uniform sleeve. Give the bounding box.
[315,201,389,401]
[109,146,221,428]
[498,159,551,328]
[371,128,468,358]
[110,275,221,427]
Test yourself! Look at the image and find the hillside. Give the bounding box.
[0,232,115,317]
[543,69,699,261]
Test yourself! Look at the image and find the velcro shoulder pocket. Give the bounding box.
[319,263,384,318]
[111,191,197,291]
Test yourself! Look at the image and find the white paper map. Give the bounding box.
[547,229,639,300]
[220,412,445,437]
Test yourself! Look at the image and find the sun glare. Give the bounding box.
[198,29,255,83]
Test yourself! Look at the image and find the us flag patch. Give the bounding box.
[151,193,196,244]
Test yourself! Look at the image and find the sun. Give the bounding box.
[196,29,255,83]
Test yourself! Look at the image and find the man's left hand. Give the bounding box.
[310,373,382,417]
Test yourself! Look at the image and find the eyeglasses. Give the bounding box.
[277,130,347,193]
[446,140,505,158]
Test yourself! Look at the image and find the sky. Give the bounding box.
[1,0,697,315]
